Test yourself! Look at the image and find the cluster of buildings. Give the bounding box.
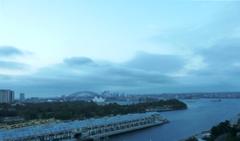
[0,89,25,104]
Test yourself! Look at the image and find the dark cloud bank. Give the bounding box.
[1,52,186,97]
[2,41,240,97]
[0,46,28,70]
[0,46,24,57]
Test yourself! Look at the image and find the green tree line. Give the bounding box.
[0,99,187,121]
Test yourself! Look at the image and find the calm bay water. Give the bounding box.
[110,99,240,141]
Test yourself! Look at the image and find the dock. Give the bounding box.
[0,112,168,141]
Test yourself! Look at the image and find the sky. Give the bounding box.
[0,0,240,97]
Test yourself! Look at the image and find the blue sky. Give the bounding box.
[0,0,240,97]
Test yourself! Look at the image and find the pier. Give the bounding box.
[0,112,168,141]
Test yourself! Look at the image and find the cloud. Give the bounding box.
[0,46,24,57]
[0,74,10,80]
[40,54,176,86]
[124,52,185,74]
[202,39,240,64]
[193,38,240,75]
[173,37,240,92]
[63,57,94,66]
[0,60,27,70]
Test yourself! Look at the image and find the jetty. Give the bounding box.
[0,112,168,141]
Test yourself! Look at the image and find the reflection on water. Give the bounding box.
[111,99,240,141]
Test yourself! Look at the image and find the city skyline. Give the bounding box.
[1,0,240,96]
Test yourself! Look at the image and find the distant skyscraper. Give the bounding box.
[20,93,25,101]
[0,89,15,103]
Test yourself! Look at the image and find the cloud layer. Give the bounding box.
[0,46,28,72]
[0,46,24,57]
[1,52,183,96]
[2,37,240,97]
[0,60,26,69]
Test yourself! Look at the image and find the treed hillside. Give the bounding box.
[185,120,240,141]
[0,99,187,121]
[207,120,240,141]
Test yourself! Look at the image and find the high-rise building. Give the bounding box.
[0,89,15,103]
[20,93,25,101]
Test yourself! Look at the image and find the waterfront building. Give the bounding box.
[0,89,15,103]
[0,112,167,141]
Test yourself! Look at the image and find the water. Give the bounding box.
[110,99,240,141]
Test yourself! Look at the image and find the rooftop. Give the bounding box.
[0,112,160,140]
